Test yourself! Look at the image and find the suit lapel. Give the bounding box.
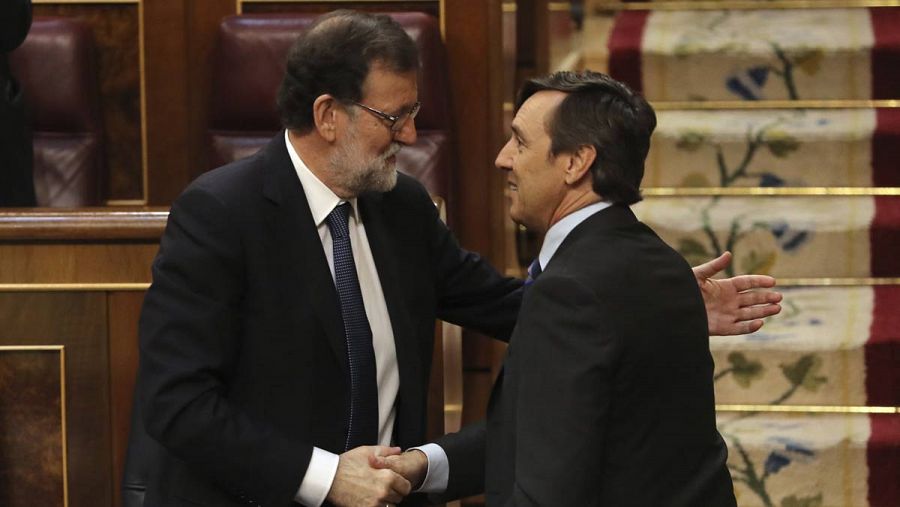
[261,134,348,378]
[358,192,422,447]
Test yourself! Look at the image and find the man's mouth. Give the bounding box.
[507,182,518,192]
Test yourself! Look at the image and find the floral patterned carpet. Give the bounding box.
[586,3,900,506]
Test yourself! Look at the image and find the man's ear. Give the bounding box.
[312,94,339,142]
[565,144,597,185]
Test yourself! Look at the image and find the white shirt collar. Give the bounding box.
[538,200,613,270]
[284,130,359,226]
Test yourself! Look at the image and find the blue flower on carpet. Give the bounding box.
[769,221,811,252]
[760,172,786,187]
[764,452,791,475]
[726,66,769,100]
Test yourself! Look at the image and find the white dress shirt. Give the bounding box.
[285,131,401,506]
[414,199,613,494]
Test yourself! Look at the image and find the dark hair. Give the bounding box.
[517,70,656,205]
[277,10,419,133]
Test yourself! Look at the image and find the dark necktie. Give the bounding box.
[525,258,542,285]
[325,203,379,450]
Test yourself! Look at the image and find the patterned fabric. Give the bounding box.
[633,196,900,278]
[710,286,899,407]
[583,5,900,504]
[326,203,378,450]
[600,8,900,101]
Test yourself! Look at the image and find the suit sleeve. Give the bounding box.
[432,420,487,501]
[420,187,522,342]
[507,274,620,506]
[138,184,312,505]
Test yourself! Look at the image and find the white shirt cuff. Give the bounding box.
[410,443,449,494]
[294,447,340,506]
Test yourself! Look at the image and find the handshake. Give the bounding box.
[325,445,430,507]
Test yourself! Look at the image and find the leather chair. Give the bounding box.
[9,17,103,206]
[121,13,453,507]
[207,12,452,199]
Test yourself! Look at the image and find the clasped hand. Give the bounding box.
[325,446,427,507]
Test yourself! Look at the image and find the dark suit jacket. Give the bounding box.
[0,0,36,207]
[138,134,522,507]
[437,204,736,506]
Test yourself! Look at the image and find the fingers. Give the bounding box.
[369,453,403,471]
[730,274,777,292]
[372,445,402,458]
[693,251,733,280]
[737,289,783,308]
[388,469,412,497]
[740,302,782,321]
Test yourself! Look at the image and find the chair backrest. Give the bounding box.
[208,12,452,200]
[9,17,103,207]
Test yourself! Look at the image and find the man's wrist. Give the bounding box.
[295,447,340,506]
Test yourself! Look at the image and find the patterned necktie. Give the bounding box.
[325,203,379,450]
[525,258,543,285]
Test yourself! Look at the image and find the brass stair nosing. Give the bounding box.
[594,0,900,12]
[716,404,899,414]
[642,188,900,196]
[651,100,900,110]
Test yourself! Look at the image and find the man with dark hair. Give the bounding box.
[377,71,738,506]
[0,0,37,206]
[138,10,773,506]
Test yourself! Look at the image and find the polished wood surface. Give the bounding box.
[107,292,145,507]
[0,347,66,507]
[0,208,166,239]
[0,292,112,507]
[0,210,161,507]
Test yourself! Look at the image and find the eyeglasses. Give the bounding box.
[352,101,421,133]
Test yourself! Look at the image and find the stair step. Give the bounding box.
[632,196,900,277]
[595,7,900,100]
[712,286,900,406]
[716,412,899,507]
[646,109,900,188]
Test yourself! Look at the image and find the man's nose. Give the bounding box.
[495,140,514,171]
[394,118,417,145]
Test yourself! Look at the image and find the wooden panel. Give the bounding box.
[0,244,158,284]
[143,0,190,205]
[33,4,143,202]
[185,0,239,182]
[107,292,145,507]
[0,347,66,507]
[0,293,111,507]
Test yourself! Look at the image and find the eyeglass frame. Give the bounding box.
[351,100,421,133]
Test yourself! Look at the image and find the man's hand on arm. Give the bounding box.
[692,251,783,336]
[325,446,411,507]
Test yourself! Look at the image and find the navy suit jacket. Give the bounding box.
[437,205,736,506]
[138,134,521,507]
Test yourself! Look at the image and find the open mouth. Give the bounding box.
[507,182,518,192]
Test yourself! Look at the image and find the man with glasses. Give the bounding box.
[136,10,780,507]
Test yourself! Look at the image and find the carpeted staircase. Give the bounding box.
[584,2,900,505]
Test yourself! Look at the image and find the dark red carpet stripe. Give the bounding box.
[867,414,900,507]
[870,8,900,99]
[607,10,649,94]
[870,197,900,277]
[873,109,900,187]
[866,287,900,406]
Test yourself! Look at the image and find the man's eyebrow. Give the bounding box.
[511,123,526,142]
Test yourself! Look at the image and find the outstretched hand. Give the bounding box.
[693,251,783,336]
